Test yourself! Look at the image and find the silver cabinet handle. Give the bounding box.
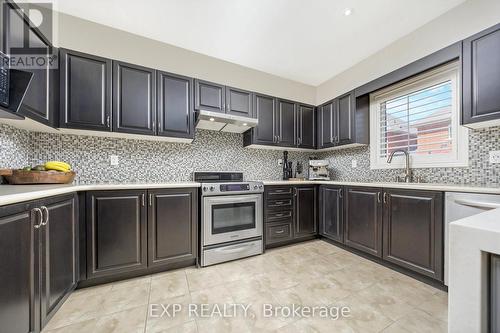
[33,208,42,229]
[149,193,153,206]
[383,192,388,204]
[275,213,285,217]
[106,115,110,128]
[377,192,381,203]
[141,194,146,207]
[275,230,285,234]
[339,188,343,198]
[41,206,49,226]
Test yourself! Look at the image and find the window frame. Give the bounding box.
[369,62,468,170]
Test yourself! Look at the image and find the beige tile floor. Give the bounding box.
[43,240,448,333]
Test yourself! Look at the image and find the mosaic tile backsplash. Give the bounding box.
[318,126,500,186]
[1,123,500,185]
[0,124,313,183]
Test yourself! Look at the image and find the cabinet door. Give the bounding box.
[60,49,112,131]
[277,99,296,147]
[383,189,443,281]
[225,86,253,117]
[112,61,156,135]
[345,187,383,257]
[318,102,335,148]
[319,185,343,243]
[252,93,277,145]
[86,190,147,279]
[294,186,317,238]
[40,195,77,327]
[462,23,500,126]
[337,91,355,145]
[3,4,58,127]
[194,79,225,113]
[0,201,38,333]
[297,104,315,149]
[148,189,197,268]
[157,71,194,139]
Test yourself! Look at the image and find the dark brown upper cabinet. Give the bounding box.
[112,61,156,136]
[2,2,58,127]
[157,71,194,139]
[276,99,296,147]
[345,187,383,257]
[244,93,277,146]
[319,185,344,243]
[194,79,225,113]
[225,86,253,117]
[382,189,443,281]
[462,23,500,127]
[294,186,317,238]
[59,49,112,131]
[86,190,147,279]
[337,91,355,145]
[297,104,315,149]
[147,188,197,268]
[318,101,336,149]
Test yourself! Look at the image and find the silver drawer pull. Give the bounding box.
[275,201,284,205]
[275,213,285,217]
[275,230,285,234]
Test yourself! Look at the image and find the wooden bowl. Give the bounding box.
[4,170,76,185]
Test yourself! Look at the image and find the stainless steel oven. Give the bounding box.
[203,193,262,245]
[195,172,264,266]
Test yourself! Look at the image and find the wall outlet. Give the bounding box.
[277,158,283,166]
[351,159,357,168]
[490,150,500,164]
[110,155,119,166]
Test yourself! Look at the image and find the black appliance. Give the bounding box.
[0,51,33,119]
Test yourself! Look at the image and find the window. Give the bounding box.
[370,62,468,169]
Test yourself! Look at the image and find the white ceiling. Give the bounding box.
[55,0,466,86]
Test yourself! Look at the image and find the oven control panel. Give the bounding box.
[201,181,264,196]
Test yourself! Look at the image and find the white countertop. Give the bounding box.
[262,180,500,194]
[448,207,500,332]
[0,182,200,206]
[1,179,499,207]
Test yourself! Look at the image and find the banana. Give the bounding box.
[45,161,71,172]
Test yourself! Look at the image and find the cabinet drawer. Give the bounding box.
[266,210,293,222]
[266,222,293,245]
[266,187,293,197]
[267,198,293,209]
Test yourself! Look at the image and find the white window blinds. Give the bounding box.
[370,62,468,169]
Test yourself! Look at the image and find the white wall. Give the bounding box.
[316,0,500,104]
[55,13,316,105]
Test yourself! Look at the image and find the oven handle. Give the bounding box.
[213,243,256,254]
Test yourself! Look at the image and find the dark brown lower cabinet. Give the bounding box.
[85,188,197,282]
[383,189,443,281]
[148,189,197,268]
[264,185,317,247]
[294,186,317,238]
[86,190,148,279]
[492,254,500,333]
[0,194,77,333]
[39,195,78,327]
[319,185,344,243]
[0,201,38,333]
[345,187,383,257]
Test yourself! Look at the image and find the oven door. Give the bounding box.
[203,194,262,246]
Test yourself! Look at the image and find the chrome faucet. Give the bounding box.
[387,149,412,183]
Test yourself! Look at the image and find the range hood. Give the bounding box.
[0,69,33,120]
[196,109,258,133]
